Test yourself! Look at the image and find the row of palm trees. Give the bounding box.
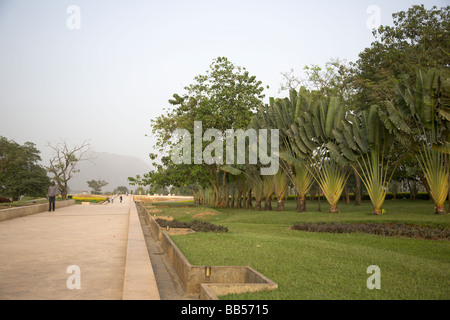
[194,68,449,215]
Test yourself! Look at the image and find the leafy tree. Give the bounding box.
[87,179,108,194]
[0,137,50,201]
[150,57,266,207]
[352,5,450,108]
[280,58,356,107]
[114,186,128,194]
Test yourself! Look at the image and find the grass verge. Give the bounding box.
[151,199,450,300]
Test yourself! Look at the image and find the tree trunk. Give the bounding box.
[407,180,416,201]
[297,193,307,212]
[354,167,361,206]
[237,188,242,209]
[317,188,322,212]
[329,203,338,213]
[210,174,220,207]
[246,188,253,209]
[344,185,350,204]
[255,200,262,211]
[243,191,248,209]
[276,198,284,211]
[264,196,271,211]
[446,157,450,212]
[230,190,235,208]
[418,174,432,201]
[61,183,68,200]
[373,208,382,215]
[219,171,227,207]
[434,205,447,215]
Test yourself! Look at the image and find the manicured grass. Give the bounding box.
[153,199,450,300]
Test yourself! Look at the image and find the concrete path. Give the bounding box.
[0,195,137,299]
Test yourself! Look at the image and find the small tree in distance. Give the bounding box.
[87,179,108,195]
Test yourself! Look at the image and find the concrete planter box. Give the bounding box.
[0,200,76,222]
[136,202,278,300]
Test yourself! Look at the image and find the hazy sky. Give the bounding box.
[0,0,447,167]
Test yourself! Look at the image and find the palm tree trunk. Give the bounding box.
[264,196,271,211]
[236,187,242,208]
[373,208,382,215]
[276,197,284,211]
[246,188,253,209]
[434,205,447,215]
[329,203,338,213]
[354,167,361,206]
[296,193,307,212]
[317,188,322,212]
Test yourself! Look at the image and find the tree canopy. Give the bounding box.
[0,137,50,201]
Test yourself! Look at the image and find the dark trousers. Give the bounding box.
[49,196,56,211]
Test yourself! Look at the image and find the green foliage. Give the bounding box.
[87,179,108,194]
[382,68,450,213]
[352,5,450,108]
[0,136,50,201]
[307,155,350,213]
[114,186,128,194]
[147,57,266,206]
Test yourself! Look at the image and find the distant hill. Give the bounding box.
[67,151,152,194]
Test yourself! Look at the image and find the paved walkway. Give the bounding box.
[0,196,132,299]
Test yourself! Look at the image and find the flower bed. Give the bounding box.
[72,196,108,203]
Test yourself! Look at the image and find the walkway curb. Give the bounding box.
[122,200,161,300]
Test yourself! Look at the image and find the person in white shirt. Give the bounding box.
[48,181,59,212]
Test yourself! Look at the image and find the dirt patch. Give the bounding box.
[155,216,173,221]
[192,212,217,219]
[147,208,163,214]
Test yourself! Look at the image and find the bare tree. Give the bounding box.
[45,140,93,199]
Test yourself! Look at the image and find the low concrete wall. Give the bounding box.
[136,202,278,300]
[0,200,75,222]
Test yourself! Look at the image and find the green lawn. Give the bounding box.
[152,199,450,300]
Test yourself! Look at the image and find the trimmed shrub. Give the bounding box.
[291,222,449,240]
[156,218,228,233]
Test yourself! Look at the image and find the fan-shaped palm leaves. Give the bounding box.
[307,152,350,213]
[278,150,314,212]
[382,68,450,214]
[271,168,289,211]
[417,147,449,214]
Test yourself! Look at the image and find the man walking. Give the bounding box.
[48,181,59,212]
